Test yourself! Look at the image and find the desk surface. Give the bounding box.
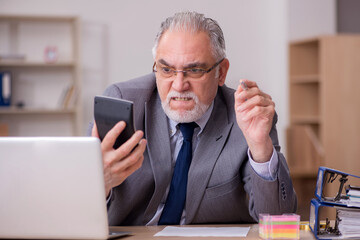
[110,224,315,239]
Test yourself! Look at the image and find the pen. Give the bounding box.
[240,81,248,91]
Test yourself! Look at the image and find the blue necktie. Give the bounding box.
[158,122,197,225]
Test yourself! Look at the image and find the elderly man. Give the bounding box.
[91,11,297,226]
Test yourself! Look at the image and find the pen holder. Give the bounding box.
[259,214,300,239]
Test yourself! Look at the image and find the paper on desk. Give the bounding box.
[154,226,250,237]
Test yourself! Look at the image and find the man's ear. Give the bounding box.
[218,58,230,86]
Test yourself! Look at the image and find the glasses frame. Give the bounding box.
[152,58,225,79]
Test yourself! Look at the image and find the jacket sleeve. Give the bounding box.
[242,113,297,221]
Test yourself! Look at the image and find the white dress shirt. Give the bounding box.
[146,101,279,225]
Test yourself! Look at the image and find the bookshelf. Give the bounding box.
[287,35,360,220]
[0,15,81,136]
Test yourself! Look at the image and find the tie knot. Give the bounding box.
[179,122,198,141]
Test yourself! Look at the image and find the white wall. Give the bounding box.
[1,0,335,154]
[289,0,336,41]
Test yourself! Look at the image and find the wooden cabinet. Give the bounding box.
[0,15,81,136]
[287,35,360,220]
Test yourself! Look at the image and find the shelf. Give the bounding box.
[0,14,81,136]
[290,37,319,45]
[290,168,318,178]
[0,15,77,22]
[0,107,76,114]
[287,35,360,220]
[290,82,319,118]
[289,40,319,76]
[286,125,324,175]
[0,61,76,68]
[290,74,320,84]
[291,116,320,124]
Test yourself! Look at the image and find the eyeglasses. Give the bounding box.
[153,58,224,79]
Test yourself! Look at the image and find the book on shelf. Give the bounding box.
[58,84,78,109]
[0,72,11,107]
[0,123,8,136]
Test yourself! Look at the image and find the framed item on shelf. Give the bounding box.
[44,46,58,63]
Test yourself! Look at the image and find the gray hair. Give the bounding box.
[152,11,226,61]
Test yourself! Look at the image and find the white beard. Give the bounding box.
[161,90,210,123]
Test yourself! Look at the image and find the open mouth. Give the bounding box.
[172,97,193,101]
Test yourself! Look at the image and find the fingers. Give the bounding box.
[235,79,259,104]
[101,121,126,151]
[235,79,273,107]
[104,138,147,191]
[236,93,275,113]
[234,79,275,122]
[91,122,100,138]
[236,79,258,93]
[102,129,145,170]
[111,139,147,179]
[240,104,275,122]
[114,130,144,160]
[102,129,147,191]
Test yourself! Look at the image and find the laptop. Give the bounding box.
[0,137,129,239]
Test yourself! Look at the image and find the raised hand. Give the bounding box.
[92,121,147,197]
[234,79,275,163]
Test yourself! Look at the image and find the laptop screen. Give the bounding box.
[0,137,110,239]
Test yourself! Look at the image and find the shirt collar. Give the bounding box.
[168,101,214,137]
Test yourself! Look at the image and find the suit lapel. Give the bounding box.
[142,93,173,224]
[185,94,233,224]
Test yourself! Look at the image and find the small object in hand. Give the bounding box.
[240,80,249,90]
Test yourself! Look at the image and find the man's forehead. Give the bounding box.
[158,58,208,68]
[157,30,210,48]
[155,30,214,65]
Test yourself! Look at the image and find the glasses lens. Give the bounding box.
[159,66,174,78]
[186,69,205,78]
